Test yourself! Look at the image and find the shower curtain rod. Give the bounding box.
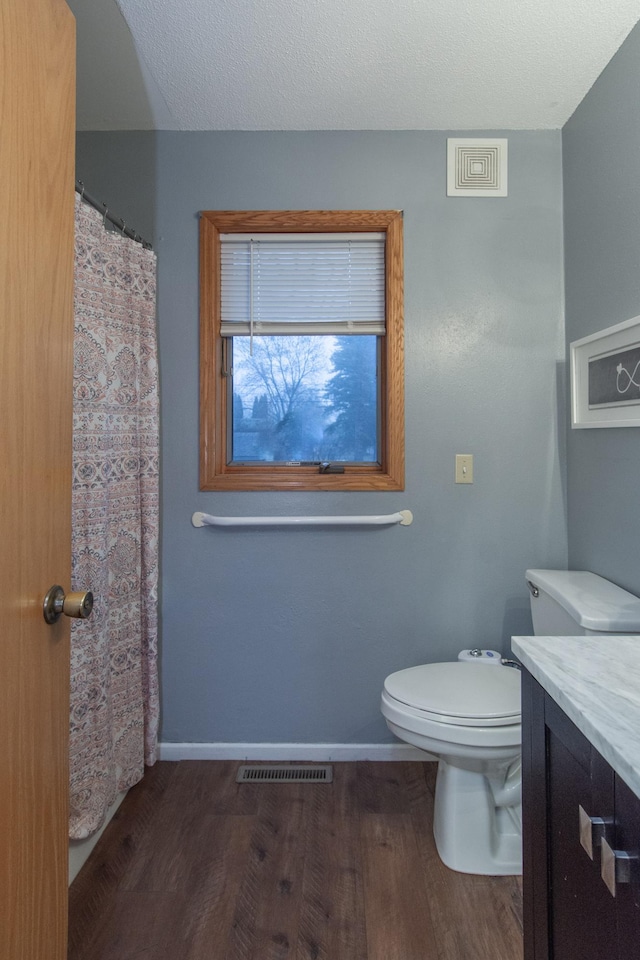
[75,180,153,249]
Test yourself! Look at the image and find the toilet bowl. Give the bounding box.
[381,568,640,877]
[381,661,522,875]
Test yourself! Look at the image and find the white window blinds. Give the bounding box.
[220,233,386,336]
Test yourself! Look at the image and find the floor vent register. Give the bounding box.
[236,764,333,784]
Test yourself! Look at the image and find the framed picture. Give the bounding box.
[570,314,640,428]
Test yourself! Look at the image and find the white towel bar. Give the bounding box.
[192,510,413,528]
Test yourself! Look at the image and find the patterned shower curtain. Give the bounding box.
[70,194,160,839]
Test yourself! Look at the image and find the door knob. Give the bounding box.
[43,585,93,624]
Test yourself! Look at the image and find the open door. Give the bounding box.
[0,1,76,957]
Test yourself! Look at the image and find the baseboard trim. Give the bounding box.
[157,741,432,762]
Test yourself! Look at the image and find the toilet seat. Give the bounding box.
[381,690,521,750]
[383,661,521,728]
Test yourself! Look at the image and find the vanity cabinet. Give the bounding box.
[522,670,640,960]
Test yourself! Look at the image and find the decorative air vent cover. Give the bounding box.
[447,139,508,197]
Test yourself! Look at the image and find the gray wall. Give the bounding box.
[563,22,640,596]
[76,130,566,744]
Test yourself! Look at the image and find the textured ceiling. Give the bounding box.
[71,0,640,130]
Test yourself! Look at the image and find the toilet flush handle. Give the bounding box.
[501,659,521,670]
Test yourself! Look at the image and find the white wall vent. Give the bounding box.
[447,139,508,197]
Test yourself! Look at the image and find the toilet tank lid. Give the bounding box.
[526,569,640,632]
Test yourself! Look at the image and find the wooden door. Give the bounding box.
[0,1,76,958]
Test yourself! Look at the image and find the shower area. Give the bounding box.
[69,190,159,873]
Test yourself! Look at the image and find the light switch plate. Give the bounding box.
[455,454,473,484]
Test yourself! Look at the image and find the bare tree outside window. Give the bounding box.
[231,336,378,463]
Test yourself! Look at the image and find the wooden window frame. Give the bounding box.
[199,210,404,491]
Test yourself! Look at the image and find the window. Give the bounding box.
[199,210,404,491]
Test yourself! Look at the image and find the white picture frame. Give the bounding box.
[570,314,640,428]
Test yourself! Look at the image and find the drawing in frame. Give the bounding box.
[570,314,640,428]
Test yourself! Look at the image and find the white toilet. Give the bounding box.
[380,568,640,876]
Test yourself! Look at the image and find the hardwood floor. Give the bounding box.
[68,761,523,960]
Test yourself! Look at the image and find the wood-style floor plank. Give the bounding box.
[68,760,523,960]
[360,812,438,960]
[297,765,367,960]
[355,759,416,814]
[182,814,255,959]
[163,759,263,815]
[74,891,191,960]
[412,763,524,960]
[68,760,178,958]
[225,788,306,960]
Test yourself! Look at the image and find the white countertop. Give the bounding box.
[512,635,640,798]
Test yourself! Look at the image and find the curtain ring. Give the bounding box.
[102,203,108,226]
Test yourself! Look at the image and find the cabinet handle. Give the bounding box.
[601,837,640,897]
[578,805,611,860]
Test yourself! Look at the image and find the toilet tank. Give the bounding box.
[525,569,640,636]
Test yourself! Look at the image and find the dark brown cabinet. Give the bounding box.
[522,670,640,960]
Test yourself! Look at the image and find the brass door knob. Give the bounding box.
[43,585,94,624]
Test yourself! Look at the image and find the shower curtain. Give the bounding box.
[69,194,159,839]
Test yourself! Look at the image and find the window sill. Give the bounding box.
[199,467,404,492]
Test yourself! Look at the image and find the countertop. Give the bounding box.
[512,635,640,798]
